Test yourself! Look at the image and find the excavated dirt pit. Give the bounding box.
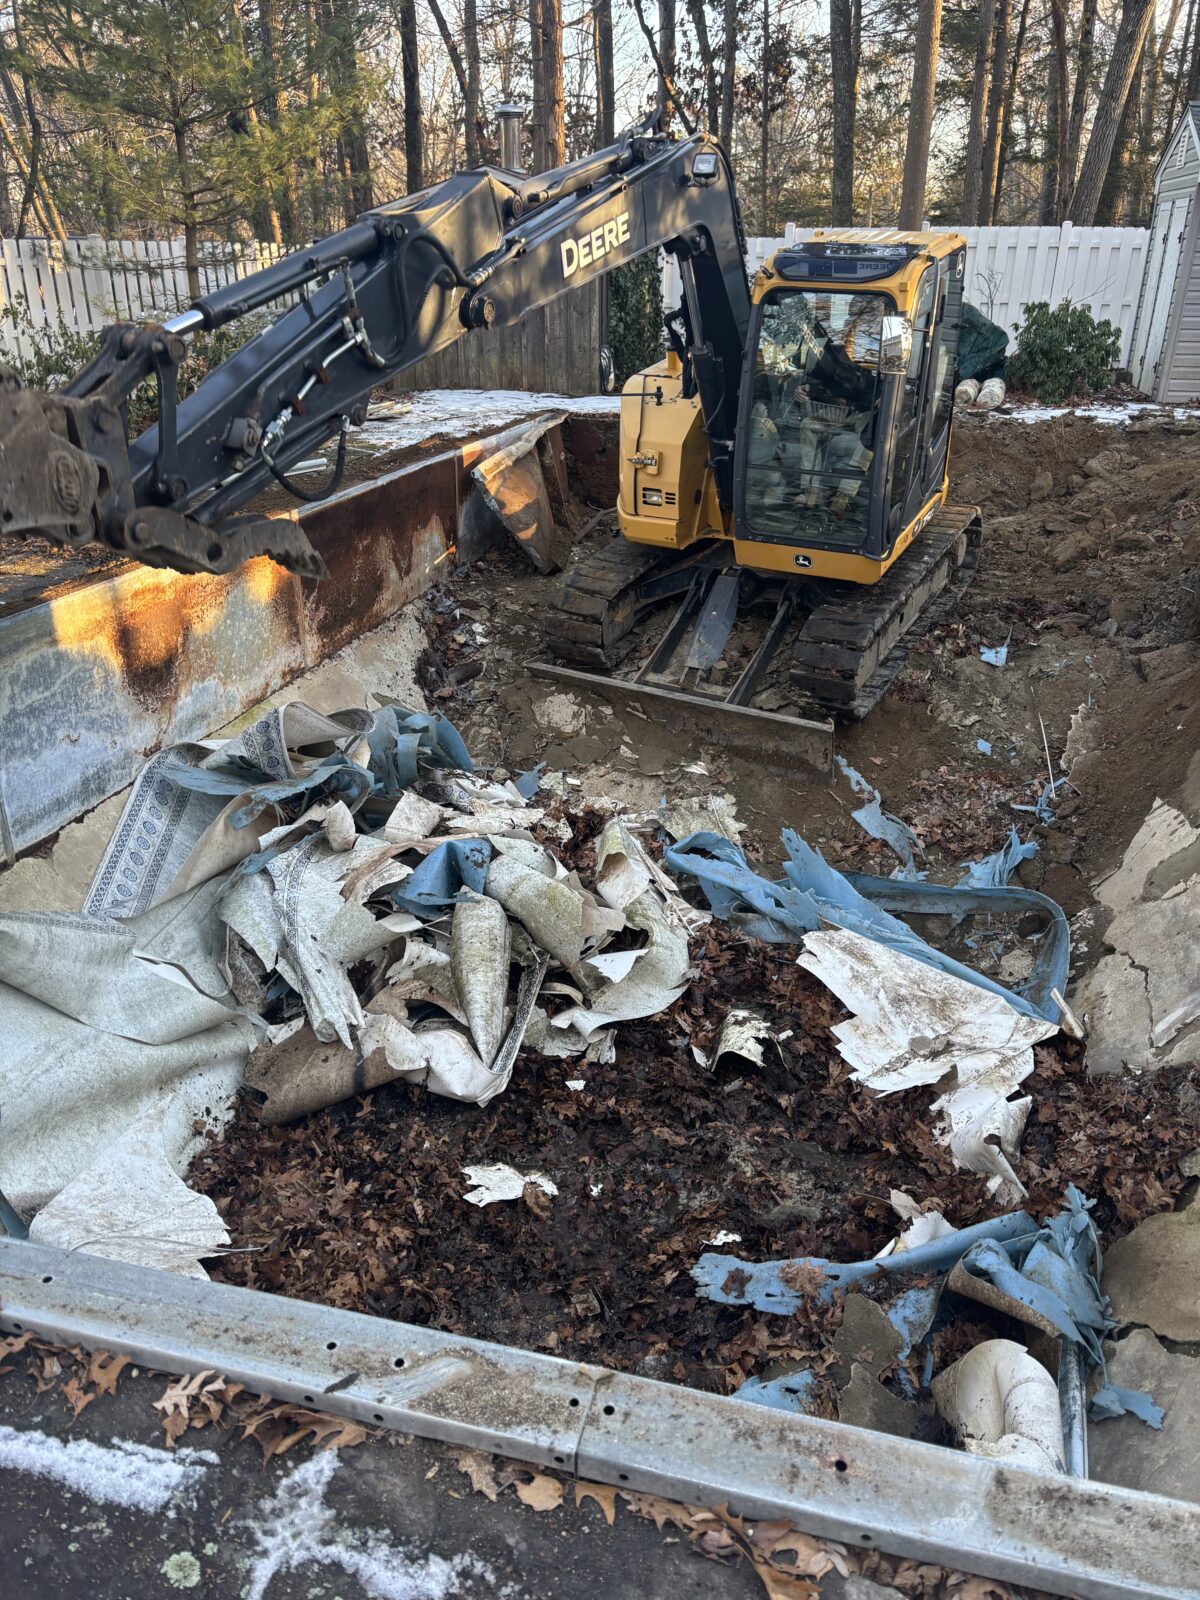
[193,406,1200,1443]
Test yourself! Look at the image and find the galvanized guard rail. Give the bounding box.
[0,1238,1195,1600]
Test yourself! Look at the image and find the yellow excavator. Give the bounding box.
[0,121,978,739]
[542,227,979,724]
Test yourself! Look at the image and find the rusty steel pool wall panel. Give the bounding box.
[0,438,509,860]
[1,1237,1196,1600]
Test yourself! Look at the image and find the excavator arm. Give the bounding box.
[0,126,749,578]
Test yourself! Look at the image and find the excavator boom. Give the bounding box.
[0,125,748,577]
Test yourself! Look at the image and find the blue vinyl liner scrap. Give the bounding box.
[663,829,1069,1025]
[704,1187,1161,1428]
[957,825,1038,891]
[836,757,926,880]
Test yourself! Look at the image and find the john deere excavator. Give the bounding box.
[0,118,978,727]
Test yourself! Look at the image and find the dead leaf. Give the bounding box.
[62,1377,95,1420]
[86,1350,130,1397]
[574,1480,617,1525]
[240,1402,366,1464]
[452,1447,501,1502]
[153,1369,244,1447]
[522,1180,553,1219]
[0,1330,33,1375]
[514,1471,564,1512]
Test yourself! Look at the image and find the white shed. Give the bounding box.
[1129,103,1200,400]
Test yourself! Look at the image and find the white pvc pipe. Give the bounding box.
[932,1339,1065,1474]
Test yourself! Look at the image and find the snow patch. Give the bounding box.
[0,1426,211,1512]
[244,1450,498,1600]
[354,389,620,455]
[994,401,1197,427]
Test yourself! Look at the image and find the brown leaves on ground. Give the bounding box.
[452,1450,1025,1600]
[154,1369,245,1447]
[151,1368,368,1461]
[191,857,1192,1409]
[239,1402,367,1463]
[0,1334,132,1421]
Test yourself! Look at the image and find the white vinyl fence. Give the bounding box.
[666,222,1150,365]
[0,235,287,361]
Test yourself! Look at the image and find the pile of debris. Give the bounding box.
[0,660,1188,1469]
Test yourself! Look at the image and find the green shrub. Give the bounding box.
[607,252,664,386]
[1006,300,1122,406]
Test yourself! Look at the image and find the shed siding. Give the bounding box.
[1163,239,1200,401]
[1158,117,1200,198]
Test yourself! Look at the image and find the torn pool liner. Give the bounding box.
[4,675,1135,1462]
[699,1185,1162,1446]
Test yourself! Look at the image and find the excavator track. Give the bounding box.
[790,505,982,719]
[542,536,678,668]
[540,507,981,732]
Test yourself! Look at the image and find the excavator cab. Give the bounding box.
[734,233,968,579]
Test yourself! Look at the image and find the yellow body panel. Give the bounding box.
[616,230,966,583]
[617,353,725,550]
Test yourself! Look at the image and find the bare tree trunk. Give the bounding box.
[464,0,482,164]
[596,0,615,144]
[258,0,301,240]
[961,0,996,224]
[398,0,423,190]
[174,121,201,303]
[686,0,720,133]
[7,0,65,240]
[1166,0,1196,128]
[990,0,1030,221]
[830,0,860,224]
[899,0,943,228]
[719,0,736,147]
[759,0,769,231]
[1096,38,1145,224]
[1062,0,1098,211]
[530,0,546,170]
[630,0,695,132]
[1068,0,1156,224]
[979,0,1012,222]
[660,0,677,128]
[542,0,565,165]
[329,0,374,215]
[427,0,475,163]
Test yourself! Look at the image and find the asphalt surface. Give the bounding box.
[0,1366,763,1600]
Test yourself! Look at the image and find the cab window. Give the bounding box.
[743,288,889,548]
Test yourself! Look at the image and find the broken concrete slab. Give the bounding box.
[831,1296,903,1385]
[1073,798,1200,1075]
[1089,1328,1200,1503]
[1101,1200,1200,1342]
[836,1363,917,1439]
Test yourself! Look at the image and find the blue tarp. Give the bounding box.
[366,705,474,794]
[980,631,1012,667]
[663,830,1069,1024]
[693,1211,1036,1313]
[701,1188,1162,1430]
[958,826,1038,890]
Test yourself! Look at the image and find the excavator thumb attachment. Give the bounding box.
[0,374,325,579]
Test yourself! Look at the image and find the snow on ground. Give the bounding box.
[243,1449,502,1600]
[352,388,621,455]
[0,1425,214,1512]
[994,400,1198,426]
